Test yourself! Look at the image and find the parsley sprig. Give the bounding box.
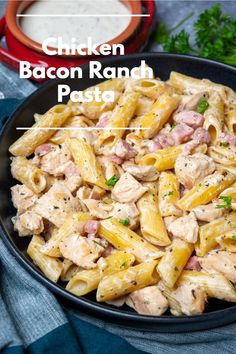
[105,175,119,187]
[216,196,232,209]
[156,4,236,67]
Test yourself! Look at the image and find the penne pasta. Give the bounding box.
[40,212,93,257]
[196,212,236,256]
[137,191,171,246]
[203,91,224,141]
[216,229,236,253]
[96,260,159,302]
[132,78,167,100]
[158,172,182,217]
[208,145,236,167]
[66,138,109,190]
[178,270,236,302]
[177,171,236,211]
[9,105,71,156]
[157,238,194,288]
[11,157,46,194]
[98,218,163,262]
[139,93,180,139]
[27,235,62,282]
[66,251,135,296]
[94,91,139,153]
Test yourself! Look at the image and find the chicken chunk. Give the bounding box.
[11,184,38,214]
[122,161,159,182]
[175,153,215,189]
[59,234,104,269]
[39,144,71,176]
[110,202,139,229]
[126,286,168,316]
[192,203,225,222]
[168,282,206,316]
[60,161,82,192]
[168,212,199,243]
[114,139,137,160]
[174,110,204,129]
[13,210,44,237]
[199,250,236,284]
[111,173,148,203]
[97,156,118,180]
[34,182,80,227]
[82,199,113,219]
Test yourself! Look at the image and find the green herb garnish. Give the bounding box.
[220,141,230,147]
[231,235,236,241]
[156,4,236,67]
[120,261,127,268]
[196,99,209,114]
[119,218,130,226]
[105,175,119,187]
[216,196,232,209]
[168,190,174,196]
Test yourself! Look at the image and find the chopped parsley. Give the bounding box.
[106,216,113,219]
[120,261,127,268]
[231,235,236,241]
[216,196,232,209]
[105,175,119,187]
[196,99,209,114]
[119,218,130,226]
[220,141,230,147]
[168,190,174,196]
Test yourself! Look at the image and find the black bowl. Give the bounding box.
[1,53,236,332]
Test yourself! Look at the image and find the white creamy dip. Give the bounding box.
[20,0,131,47]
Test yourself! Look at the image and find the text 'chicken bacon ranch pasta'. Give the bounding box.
[9,69,236,317]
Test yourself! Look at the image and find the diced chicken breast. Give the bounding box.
[82,199,113,219]
[111,173,148,203]
[89,186,106,200]
[183,92,209,111]
[192,203,225,222]
[199,250,236,284]
[126,286,168,316]
[168,282,206,316]
[174,111,204,129]
[59,234,104,269]
[34,182,80,227]
[110,202,139,229]
[168,212,199,243]
[59,161,82,192]
[12,210,44,237]
[39,144,71,176]
[171,123,194,145]
[97,156,118,180]
[175,153,215,189]
[185,256,201,271]
[122,161,159,182]
[11,184,38,214]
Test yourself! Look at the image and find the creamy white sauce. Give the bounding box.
[20,0,131,47]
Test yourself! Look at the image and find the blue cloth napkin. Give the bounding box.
[1,99,236,354]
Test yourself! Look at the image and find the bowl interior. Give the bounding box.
[1,53,236,331]
[6,0,142,57]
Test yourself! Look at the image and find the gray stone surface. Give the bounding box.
[0,0,235,98]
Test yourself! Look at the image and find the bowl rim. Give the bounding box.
[5,0,142,57]
[1,52,236,331]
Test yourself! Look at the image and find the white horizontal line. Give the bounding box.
[16,127,150,131]
[17,14,150,17]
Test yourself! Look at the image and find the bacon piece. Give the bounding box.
[84,220,99,235]
[114,139,137,160]
[171,124,194,145]
[35,143,54,156]
[96,114,109,128]
[154,132,174,149]
[174,111,204,129]
[191,127,211,144]
[111,155,123,165]
[185,256,201,271]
